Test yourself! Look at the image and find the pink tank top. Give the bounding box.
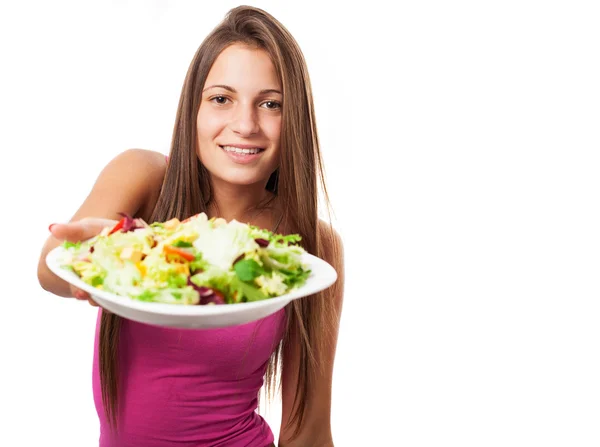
[92,309,285,446]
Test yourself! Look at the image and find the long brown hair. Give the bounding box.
[100,5,338,439]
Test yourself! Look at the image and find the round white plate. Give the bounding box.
[46,246,337,329]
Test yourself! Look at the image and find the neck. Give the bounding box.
[207,177,274,223]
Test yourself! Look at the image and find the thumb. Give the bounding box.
[49,218,117,242]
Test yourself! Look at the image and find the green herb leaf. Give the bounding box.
[234,259,263,282]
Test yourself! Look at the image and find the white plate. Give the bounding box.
[45,246,337,329]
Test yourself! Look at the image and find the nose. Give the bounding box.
[230,103,259,136]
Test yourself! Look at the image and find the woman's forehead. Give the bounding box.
[205,44,282,92]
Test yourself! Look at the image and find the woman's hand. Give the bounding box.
[49,217,118,307]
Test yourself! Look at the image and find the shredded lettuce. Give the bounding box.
[59,212,311,305]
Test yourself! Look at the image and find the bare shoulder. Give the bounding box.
[103,148,167,182]
[113,149,167,219]
[71,148,167,222]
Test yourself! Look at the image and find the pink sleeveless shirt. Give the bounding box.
[92,308,285,446]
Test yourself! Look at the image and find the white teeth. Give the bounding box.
[221,145,262,155]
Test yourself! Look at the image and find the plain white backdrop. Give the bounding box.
[1,0,600,445]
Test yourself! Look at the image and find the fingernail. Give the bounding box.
[49,224,56,232]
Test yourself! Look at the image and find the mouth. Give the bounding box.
[220,145,265,155]
[219,145,266,164]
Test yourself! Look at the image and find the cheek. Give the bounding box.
[262,117,282,148]
[197,108,226,142]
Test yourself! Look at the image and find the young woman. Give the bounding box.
[37,6,344,447]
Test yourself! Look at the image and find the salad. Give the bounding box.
[57,212,311,305]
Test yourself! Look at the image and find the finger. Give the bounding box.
[71,285,90,300]
[75,290,90,300]
[49,222,92,243]
[50,219,116,242]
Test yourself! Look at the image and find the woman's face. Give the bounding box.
[197,44,282,188]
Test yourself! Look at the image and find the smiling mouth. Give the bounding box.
[219,145,265,155]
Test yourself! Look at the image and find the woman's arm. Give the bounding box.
[278,222,345,447]
[37,148,167,297]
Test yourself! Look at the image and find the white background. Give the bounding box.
[1,0,599,446]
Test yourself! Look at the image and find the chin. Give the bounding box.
[212,169,271,187]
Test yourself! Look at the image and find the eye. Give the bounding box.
[210,96,230,105]
[260,100,281,110]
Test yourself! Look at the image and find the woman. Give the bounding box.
[37,5,344,447]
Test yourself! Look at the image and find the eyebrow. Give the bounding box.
[202,84,282,95]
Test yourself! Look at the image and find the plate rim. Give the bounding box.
[45,244,338,317]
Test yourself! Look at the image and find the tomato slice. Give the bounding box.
[108,217,126,235]
[164,245,195,262]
